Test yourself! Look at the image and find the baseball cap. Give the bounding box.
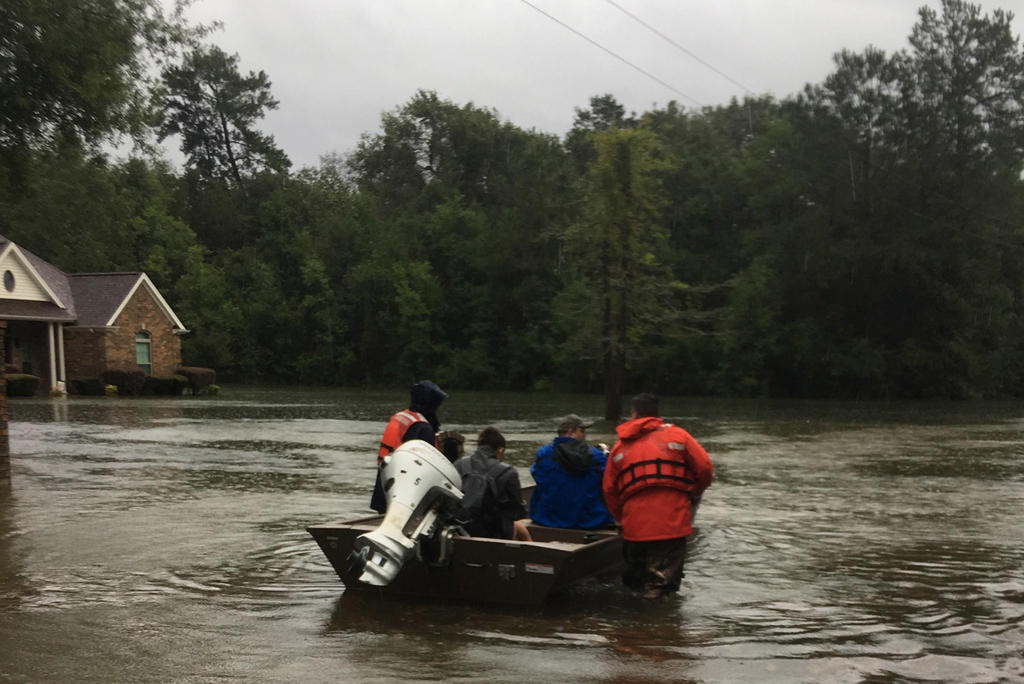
[557,413,593,434]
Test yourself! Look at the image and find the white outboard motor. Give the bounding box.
[347,440,463,586]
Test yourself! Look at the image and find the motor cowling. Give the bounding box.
[348,440,463,586]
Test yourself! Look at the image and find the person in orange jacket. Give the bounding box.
[371,380,447,513]
[602,392,713,599]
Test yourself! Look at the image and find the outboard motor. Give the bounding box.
[347,440,463,586]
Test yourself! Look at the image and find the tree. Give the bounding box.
[173,247,243,371]
[903,0,1024,184]
[0,149,198,281]
[557,128,677,419]
[348,91,573,389]
[0,0,199,177]
[894,0,1024,397]
[565,94,637,172]
[787,0,1024,397]
[156,44,290,185]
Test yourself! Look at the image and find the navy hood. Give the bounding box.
[409,380,447,414]
[552,439,596,473]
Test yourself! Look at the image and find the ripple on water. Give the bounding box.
[140,532,342,611]
[6,395,1024,684]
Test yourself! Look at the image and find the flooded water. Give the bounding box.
[1,387,1022,683]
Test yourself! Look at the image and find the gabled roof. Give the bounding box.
[0,236,186,330]
[68,272,186,331]
[0,234,76,322]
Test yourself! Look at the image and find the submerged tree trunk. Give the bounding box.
[603,350,623,421]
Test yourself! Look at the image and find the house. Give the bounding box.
[0,235,188,394]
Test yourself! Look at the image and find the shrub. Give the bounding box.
[101,369,146,396]
[5,373,40,397]
[175,366,217,396]
[142,375,188,396]
[69,378,105,396]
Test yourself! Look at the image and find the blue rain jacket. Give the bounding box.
[529,437,614,529]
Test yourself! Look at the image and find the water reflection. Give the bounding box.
[325,589,706,683]
[8,395,187,426]
[0,489,35,609]
[0,389,1023,683]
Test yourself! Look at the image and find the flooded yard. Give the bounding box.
[1,387,1022,682]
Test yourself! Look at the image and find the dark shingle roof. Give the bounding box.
[67,273,144,327]
[0,299,76,321]
[0,237,185,330]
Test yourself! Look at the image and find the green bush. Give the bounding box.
[175,366,216,396]
[5,373,40,397]
[142,375,188,396]
[69,378,105,396]
[101,369,146,396]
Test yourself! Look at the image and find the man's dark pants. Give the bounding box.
[622,536,688,600]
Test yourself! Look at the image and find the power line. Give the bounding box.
[603,0,756,96]
[519,0,703,107]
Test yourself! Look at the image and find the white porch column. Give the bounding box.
[56,324,66,392]
[48,322,57,392]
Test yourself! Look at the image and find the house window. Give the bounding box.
[135,331,152,375]
[3,270,14,292]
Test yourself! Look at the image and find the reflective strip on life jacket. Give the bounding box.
[615,458,695,501]
[614,431,695,502]
[377,409,428,464]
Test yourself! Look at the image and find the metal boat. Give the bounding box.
[308,515,621,607]
[307,440,622,606]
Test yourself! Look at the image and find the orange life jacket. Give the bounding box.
[612,425,696,503]
[377,409,429,464]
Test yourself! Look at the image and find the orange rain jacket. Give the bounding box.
[602,416,713,542]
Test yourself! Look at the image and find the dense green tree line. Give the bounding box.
[4,0,1024,409]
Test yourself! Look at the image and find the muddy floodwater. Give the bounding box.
[1,387,1022,683]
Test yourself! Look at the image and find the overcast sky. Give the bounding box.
[169,0,1024,170]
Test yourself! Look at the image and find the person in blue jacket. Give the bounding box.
[529,414,615,529]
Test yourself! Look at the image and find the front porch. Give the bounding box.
[4,320,67,395]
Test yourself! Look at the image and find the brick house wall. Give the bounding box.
[108,286,181,376]
[63,328,108,379]
[63,286,182,379]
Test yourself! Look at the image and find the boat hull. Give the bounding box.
[308,517,622,607]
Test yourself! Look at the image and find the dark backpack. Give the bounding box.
[453,460,510,537]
